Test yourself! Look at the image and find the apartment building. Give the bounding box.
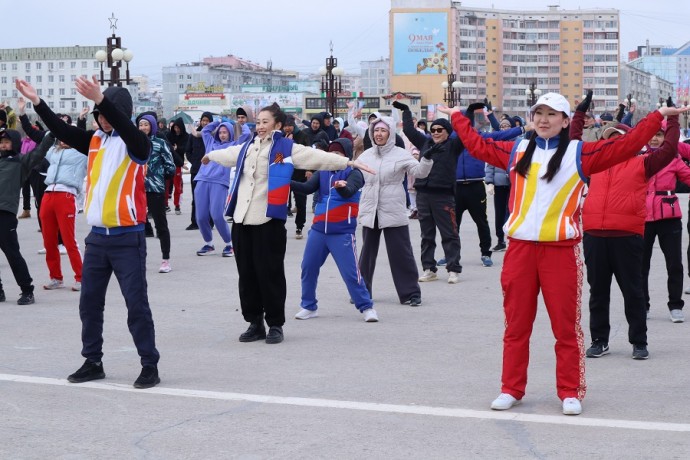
[0,46,103,117]
[390,1,620,116]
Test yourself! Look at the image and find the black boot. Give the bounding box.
[265,326,284,344]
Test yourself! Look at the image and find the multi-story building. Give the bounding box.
[0,46,103,118]
[619,62,674,124]
[627,41,690,103]
[162,55,299,116]
[390,1,620,116]
[361,58,391,96]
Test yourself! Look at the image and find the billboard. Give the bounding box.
[393,12,449,76]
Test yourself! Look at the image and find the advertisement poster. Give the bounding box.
[393,12,449,75]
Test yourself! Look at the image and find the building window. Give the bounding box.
[36,75,42,83]
[48,75,54,83]
[25,63,31,71]
[71,101,77,109]
[48,62,54,70]
[0,64,5,71]
[59,62,65,69]
[0,90,5,97]
[94,62,99,69]
[11,63,18,71]
[0,77,5,84]
[37,89,42,96]
[59,101,65,109]
[48,89,54,96]
[82,61,88,69]
[71,88,77,96]
[59,88,65,95]
[26,76,31,83]
[59,75,65,82]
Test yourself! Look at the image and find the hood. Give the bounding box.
[214,121,236,147]
[329,137,353,160]
[172,117,187,135]
[368,116,396,153]
[367,111,382,124]
[135,113,158,137]
[200,112,214,123]
[92,87,133,131]
[0,129,22,156]
[334,117,344,130]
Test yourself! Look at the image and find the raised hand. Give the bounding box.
[75,76,104,104]
[15,79,40,105]
[437,105,461,116]
[658,105,690,117]
[576,90,593,113]
[392,101,410,112]
[17,97,26,115]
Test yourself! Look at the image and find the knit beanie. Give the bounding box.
[430,118,452,134]
[236,107,247,117]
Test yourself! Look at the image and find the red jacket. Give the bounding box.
[580,115,680,235]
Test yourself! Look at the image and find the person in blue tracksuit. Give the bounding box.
[291,138,378,322]
[194,119,250,257]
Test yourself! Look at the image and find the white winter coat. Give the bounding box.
[357,117,432,228]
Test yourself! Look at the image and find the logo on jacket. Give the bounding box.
[273,153,284,164]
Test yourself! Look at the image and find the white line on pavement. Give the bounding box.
[2,373,688,432]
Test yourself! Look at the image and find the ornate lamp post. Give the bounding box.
[441,73,462,107]
[526,81,542,107]
[318,41,343,117]
[94,13,133,87]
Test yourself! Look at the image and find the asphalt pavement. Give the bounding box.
[1,182,689,459]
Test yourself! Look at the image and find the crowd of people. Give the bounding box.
[2,77,690,417]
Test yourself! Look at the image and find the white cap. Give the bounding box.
[530,93,571,116]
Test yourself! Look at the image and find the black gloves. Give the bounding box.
[465,102,485,116]
[483,98,492,112]
[667,96,675,108]
[422,142,443,160]
[392,101,410,112]
[576,90,593,113]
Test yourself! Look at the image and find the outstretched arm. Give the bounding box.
[17,79,92,154]
[440,105,514,170]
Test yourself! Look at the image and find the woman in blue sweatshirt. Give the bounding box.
[194,119,250,257]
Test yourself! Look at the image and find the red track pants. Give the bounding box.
[499,239,586,401]
[165,167,183,208]
[39,192,82,282]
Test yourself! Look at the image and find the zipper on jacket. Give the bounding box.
[324,172,333,233]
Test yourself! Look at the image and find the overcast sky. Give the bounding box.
[3,1,688,82]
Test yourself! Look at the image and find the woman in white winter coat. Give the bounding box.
[357,116,433,306]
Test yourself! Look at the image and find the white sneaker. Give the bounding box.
[159,260,172,273]
[58,244,67,255]
[562,397,582,415]
[72,282,81,292]
[491,393,521,411]
[670,309,685,323]
[43,279,64,290]
[37,248,46,255]
[418,269,438,282]
[448,272,460,284]
[362,308,379,322]
[294,308,318,320]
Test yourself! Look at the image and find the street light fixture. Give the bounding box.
[525,81,542,106]
[94,13,133,87]
[319,41,343,117]
[441,74,462,108]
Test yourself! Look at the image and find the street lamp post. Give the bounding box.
[318,41,343,117]
[94,13,133,87]
[525,81,542,107]
[441,73,462,108]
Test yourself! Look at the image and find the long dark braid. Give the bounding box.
[514,126,571,183]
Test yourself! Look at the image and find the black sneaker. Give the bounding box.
[68,360,105,383]
[632,344,649,360]
[265,326,284,344]
[295,229,303,239]
[18,292,35,305]
[585,341,610,358]
[0,290,5,302]
[133,365,160,389]
[239,323,266,342]
[492,242,507,252]
[165,206,171,213]
[403,296,422,307]
[186,223,199,231]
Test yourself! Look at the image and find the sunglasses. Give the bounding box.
[430,127,445,133]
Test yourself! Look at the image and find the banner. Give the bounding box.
[393,12,449,76]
